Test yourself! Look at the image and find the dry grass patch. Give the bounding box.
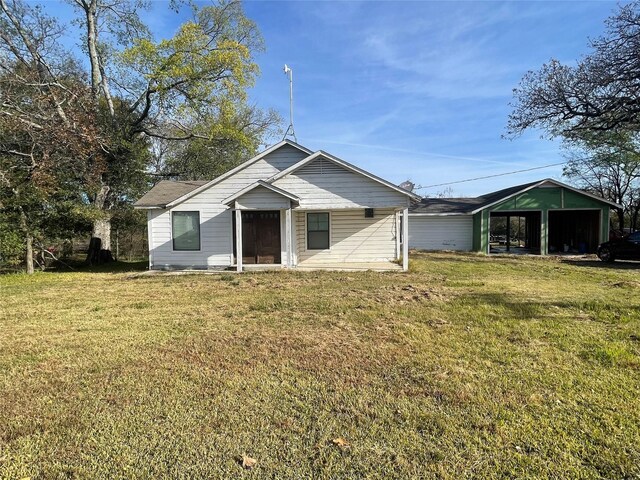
[1,252,639,479]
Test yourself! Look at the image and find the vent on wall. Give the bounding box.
[364,208,374,218]
[298,157,350,176]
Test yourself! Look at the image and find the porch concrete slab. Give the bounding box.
[137,262,403,275]
[294,262,402,272]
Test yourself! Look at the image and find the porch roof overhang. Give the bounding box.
[222,180,300,207]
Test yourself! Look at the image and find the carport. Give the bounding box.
[474,180,618,255]
[409,179,620,255]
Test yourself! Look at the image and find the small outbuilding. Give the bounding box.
[409,179,620,255]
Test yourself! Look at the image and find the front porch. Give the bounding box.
[223,180,410,273]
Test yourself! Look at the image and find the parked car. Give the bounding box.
[597,231,640,262]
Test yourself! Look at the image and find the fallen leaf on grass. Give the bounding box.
[241,455,257,469]
[332,437,350,449]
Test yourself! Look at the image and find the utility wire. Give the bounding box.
[413,161,567,190]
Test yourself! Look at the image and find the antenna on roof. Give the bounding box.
[283,64,297,143]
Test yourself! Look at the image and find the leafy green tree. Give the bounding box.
[1,0,280,265]
[155,104,280,180]
[562,132,640,231]
[68,0,279,261]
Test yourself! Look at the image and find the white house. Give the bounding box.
[134,140,419,271]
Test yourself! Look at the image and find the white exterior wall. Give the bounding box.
[147,145,307,269]
[408,215,473,251]
[272,158,407,209]
[295,208,398,265]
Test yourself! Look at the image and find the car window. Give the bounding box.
[628,232,640,242]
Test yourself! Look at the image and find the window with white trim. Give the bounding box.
[172,211,200,251]
[307,212,329,250]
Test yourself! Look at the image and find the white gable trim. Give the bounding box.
[223,180,300,206]
[267,150,421,200]
[470,178,621,214]
[165,140,313,208]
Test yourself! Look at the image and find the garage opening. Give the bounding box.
[548,210,600,254]
[489,211,541,254]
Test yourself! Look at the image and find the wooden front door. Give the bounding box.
[233,211,281,264]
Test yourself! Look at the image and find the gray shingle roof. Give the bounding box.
[410,181,539,214]
[134,180,208,208]
[410,197,483,214]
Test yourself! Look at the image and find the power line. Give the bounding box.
[413,161,567,190]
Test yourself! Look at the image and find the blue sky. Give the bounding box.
[41,0,619,196]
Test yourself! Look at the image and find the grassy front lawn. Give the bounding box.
[1,252,639,479]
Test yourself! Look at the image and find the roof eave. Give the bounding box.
[133,205,164,210]
[469,178,622,214]
[409,212,473,216]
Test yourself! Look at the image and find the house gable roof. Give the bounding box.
[410,178,621,215]
[133,180,208,209]
[132,140,312,209]
[266,150,421,200]
[222,180,300,206]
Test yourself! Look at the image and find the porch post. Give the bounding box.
[235,207,243,272]
[395,211,401,260]
[285,206,292,268]
[402,206,409,271]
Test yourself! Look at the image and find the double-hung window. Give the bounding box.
[307,212,330,250]
[172,211,200,251]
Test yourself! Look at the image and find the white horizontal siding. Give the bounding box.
[295,208,398,264]
[235,186,291,210]
[148,145,308,268]
[148,207,233,268]
[409,215,473,251]
[273,158,408,209]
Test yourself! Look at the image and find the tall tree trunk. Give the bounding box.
[92,217,111,251]
[82,0,116,263]
[616,207,625,231]
[85,184,114,264]
[25,232,34,274]
[18,207,34,274]
[85,0,101,100]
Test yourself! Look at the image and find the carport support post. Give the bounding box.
[541,209,548,255]
[506,215,511,252]
[235,208,243,272]
[402,207,409,271]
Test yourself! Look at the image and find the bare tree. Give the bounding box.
[508,2,640,138]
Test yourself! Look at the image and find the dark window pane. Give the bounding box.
[307,213,330,249]
[308,231,329,250]
[173,211,200,251]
